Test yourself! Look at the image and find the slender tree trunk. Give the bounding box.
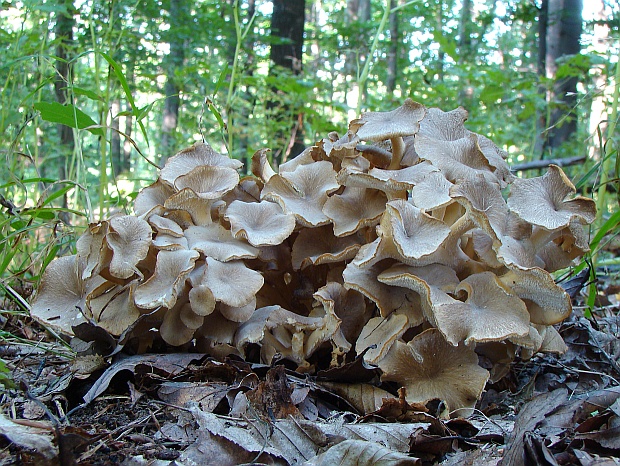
[269,0,306,164]
[545,0,583,149]
[436,1,445,83]
[386,1,399,94]
[534,0,549,158]
[160,0,186,164]
[53,0,75,204]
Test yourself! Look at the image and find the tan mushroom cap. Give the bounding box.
[537,218,590,272]
[261,160,340,227]
[355,314,409,364]
[476,134,515,186]
[159,298,198,346]
[106,215,152,280]
[224,200,296,247]
[219,297,256,323]
[378,200,452,262]
[343,260,423,324]
[433,272,530,345]
[410,171,454,211]
[164,188,213,226]
[337,162,437,197]
[76,221,110,280]
[377,263,459,321]
[291,225,361,270]
[134,249,199,309]
[133,180,175,218]
[418,107,469,141]
[200,257,264,308]
[251,148,276,183]
[323,187,387,237]
[508,164,596,231]
[148,214,184,237]
[87,281,142,336]
[379,328,490,417]
[350,98,426,142]
[152,233,189,251]
[188,284,216,317]
[174,165,239,200]
[30,255,92,335]
[184,223,259,261]
[160,142,242,187]
[415,133,498,184]
[499,266,571,325]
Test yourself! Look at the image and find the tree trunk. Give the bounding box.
[545,0,583,149]
[386,1,399,94]
[534,0,549,158]
[269,0,306,164]
[53,0,75,201]
[457,0,473,62]
[587,0,609,161]
[160,0,186,164]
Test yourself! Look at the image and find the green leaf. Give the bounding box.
[34,102,104,137]
[72,87,104,102]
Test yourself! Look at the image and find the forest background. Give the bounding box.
[0,0,618,303]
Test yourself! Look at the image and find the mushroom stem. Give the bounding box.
[529,225,556,251]
[388,137,405,170]
[449,213,475,238]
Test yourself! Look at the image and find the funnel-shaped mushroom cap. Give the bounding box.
[508,165,596,230]
[87,282,142,336]
[313,282,368,346]
[30,255,91,335]
[323,187,387,237]
[499,267,571,325]
[379,200,451,261]
[134,249,199,309]
[106,215,152,279]
[200,257,264,308]
[219,298,256,323]
[188,284,216,317]
[164,188,212,226]
[349,99,426,141]
[262,161,340,227]
[433,272,530,345]
[410,172,454,211]
[149,214,184,237]
[133,180,175,218]
[338,162,437,194]
[159,300,198,346]
[356,314,409,364]
[291,225,361,270]
[174,165,239,199]
[377,263,459,320]
[343,260,423,324]
[537,218,590,272]
[76,221,110,280]
[415,133,497,184]
[224,200,296,247]
[184,223,259,261]
[476,134,515,186]
[251,148,276,182]
[418,107,469,141]
[160,143,242,187]
[379,328,489,417]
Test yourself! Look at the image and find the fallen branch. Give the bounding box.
[511,155,586,172]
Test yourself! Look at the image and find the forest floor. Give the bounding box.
[1,270,620,466]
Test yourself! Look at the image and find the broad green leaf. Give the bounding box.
[34,102,104,137]
[72,87,104,102]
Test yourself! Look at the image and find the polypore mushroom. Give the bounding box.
[106,215,152,280]
[508,164,596,232]
[159,142,242,188]
[355,314,409,364]
[431,272,530,345]
[197,257,264,308]
[291,225,361,270]
[173,165,239,200]
[87,281,142,336]
[349,98,426,169]
[261,161,340,227]
[322,187,387,237]
[224,200,296,247]
[184,223,259,261]
[378,328,490,417]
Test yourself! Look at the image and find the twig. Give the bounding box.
[511,155,586,171]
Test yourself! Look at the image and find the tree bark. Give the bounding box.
[545,0,583,149]
[386,1,399,94]
[161,0,186,164]
[269,0,306,163]
[534,0,548,157]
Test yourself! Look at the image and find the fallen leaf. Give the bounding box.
[0,413,57,462]
[304,439,420,465]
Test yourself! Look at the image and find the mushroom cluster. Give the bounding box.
[31,100,595,416]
